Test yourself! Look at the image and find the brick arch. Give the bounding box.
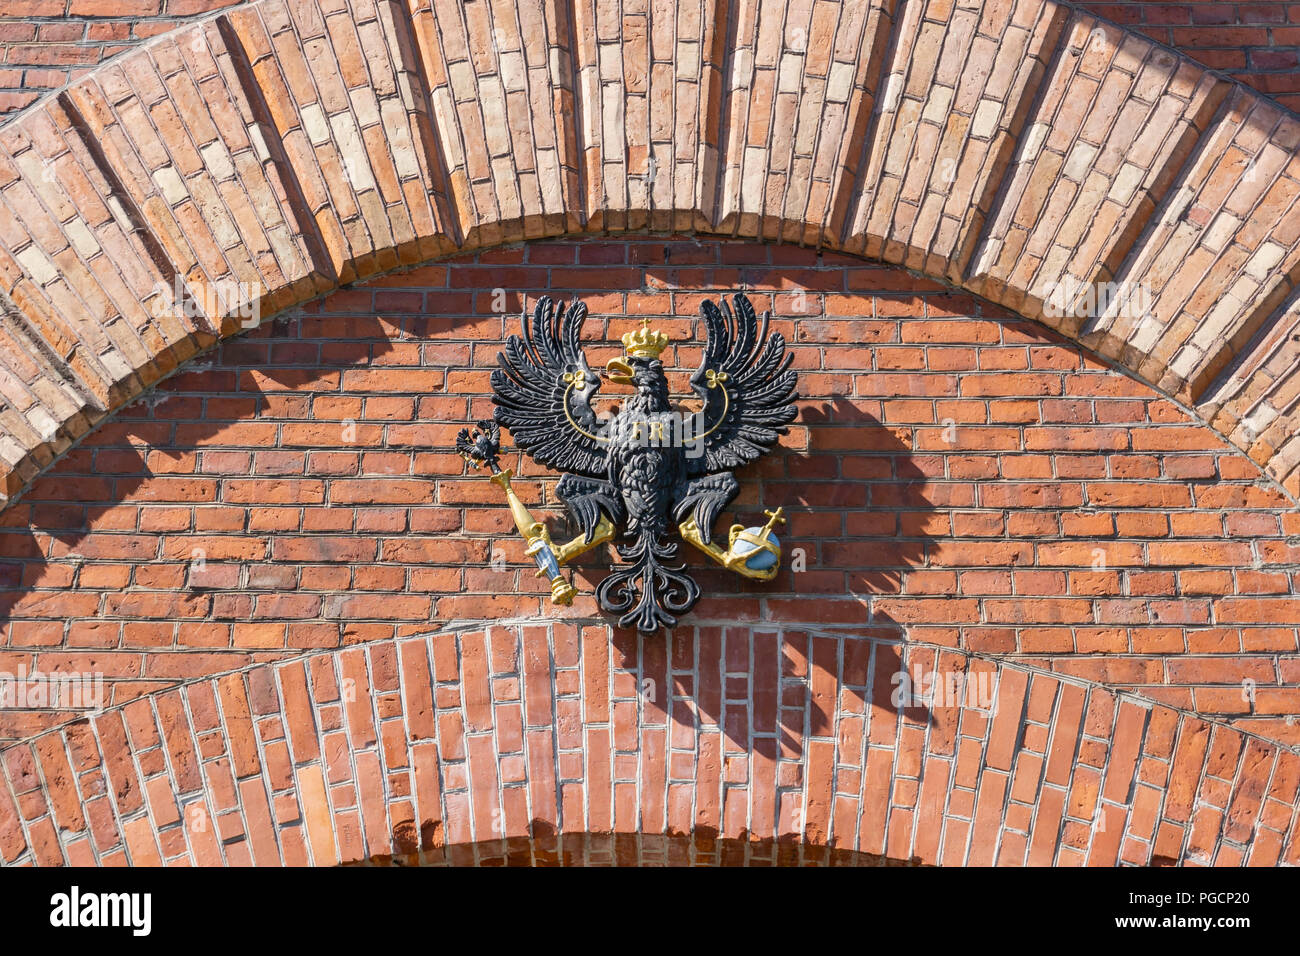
[2,620,1296,866]
[1,0,1300,509]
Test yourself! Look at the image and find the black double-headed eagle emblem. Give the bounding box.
[457,292,798,634]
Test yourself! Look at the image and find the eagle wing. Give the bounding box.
[686,292,798,476]
[491,296,608,478]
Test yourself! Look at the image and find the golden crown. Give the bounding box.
[621,318,670,359]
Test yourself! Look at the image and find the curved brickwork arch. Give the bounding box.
[2,621,1296,866]
[1,0,1300,508]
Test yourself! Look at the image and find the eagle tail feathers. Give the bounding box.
[596,530,700,634]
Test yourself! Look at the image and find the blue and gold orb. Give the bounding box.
[732,526,780,572]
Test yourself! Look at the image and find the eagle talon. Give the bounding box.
[551,515,616,565]
[679,513,783,582]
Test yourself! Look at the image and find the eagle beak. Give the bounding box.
[605,357,634,385]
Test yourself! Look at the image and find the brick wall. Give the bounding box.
[2,0,1299,122]
[1091,1,1300,110]
[2,0,1298,870]
[2,237,1296,758]
[0,0,241,118]
[8,620,1295,866]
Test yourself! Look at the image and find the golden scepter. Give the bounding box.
[456,420,577,606]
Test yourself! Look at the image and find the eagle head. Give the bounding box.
[605,355,670,409]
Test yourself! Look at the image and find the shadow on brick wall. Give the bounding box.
[584,396,941,761]
[352,825,930,866]
[0,313,396,621]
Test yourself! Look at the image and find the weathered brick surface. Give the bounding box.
[847,0,1066,279]
[968,14,1227,325]
[0,0,1299,503]
[1081,87,1300,406]
[5,2,1299,124]
[2,619,1297,866]
[64,21,334,326]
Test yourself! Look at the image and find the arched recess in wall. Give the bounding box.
[4,232,1299,868]
[3,622,1298,867]
[0,0,1299,509]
